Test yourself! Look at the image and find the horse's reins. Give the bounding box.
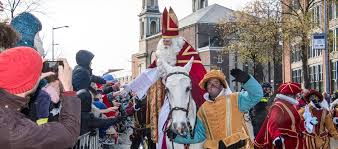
[163,71,195,149]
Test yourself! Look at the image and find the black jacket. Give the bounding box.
[251,95,271,136]
[76,89,122,135]
[72,50,106,91]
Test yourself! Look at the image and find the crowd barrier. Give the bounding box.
[72,129,99,149]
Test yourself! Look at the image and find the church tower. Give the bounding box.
[192,0,208,12]
[138,0,161,71]
[139,0,161,40]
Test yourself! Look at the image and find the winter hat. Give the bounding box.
[103,74,118,83]
[262,82,272,88]
[0,46,42,94]
[199,70,227,90]
[10,12,42,48]
[304,89,323,103]
[277,82,302,95]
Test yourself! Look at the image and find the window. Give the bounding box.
[336,28,338,51]
[142,0,145,9]
[330,30,334,52]
[151,0,155,6]
[336,3,338,18]
[140,21,144,38]
[318,65,323,92]
[332,62,337,93]
[292,45,302,62]
[315,5,320,25]
[217,55,223,63]
[314,65,318,82]
[150,51,156,63]
[293,0,300,10]
[309,65,323,92]
[292,69,302,83]
[329,3,333,20]
[309,66,314,88]
[308,46,311,58]
[150,21,157,35]
[298,69,302,83]
[201,0,206,8]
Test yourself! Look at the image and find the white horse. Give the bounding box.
[161,58,204,149]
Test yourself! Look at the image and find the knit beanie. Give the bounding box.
[0,46,43,94]
[10,12,42,48]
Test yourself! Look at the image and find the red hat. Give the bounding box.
[96,83,103,90]
[277,82,302,95]
[0,47,42,94]
[304,89,323,103]
[161,7,179,38]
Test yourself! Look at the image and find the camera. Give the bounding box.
[42,61,64,76]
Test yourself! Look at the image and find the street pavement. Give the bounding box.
[331,138,338,149]
[99,115,338,149]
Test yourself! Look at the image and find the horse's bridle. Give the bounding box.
[165,72,191,118]
[164,71,195,141]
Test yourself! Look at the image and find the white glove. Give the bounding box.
[303,106,318,133]
[122,84,132,93]
[333,117,338,125]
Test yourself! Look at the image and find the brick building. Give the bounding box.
[132,0,282,91]
[132,0,243,90]
[283,0,338,93]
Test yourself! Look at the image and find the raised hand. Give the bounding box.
[274,137,283,149]
[230,69,250,83]
[58,58,73,92]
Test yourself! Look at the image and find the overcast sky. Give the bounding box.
[33,0,252,77]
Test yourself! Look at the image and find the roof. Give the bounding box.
[179,4,235,28]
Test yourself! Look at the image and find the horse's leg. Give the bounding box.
[165,136,185,149]
[188,141,204,149]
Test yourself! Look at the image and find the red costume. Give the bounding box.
[254,82,307,149]
[148,7,206,107]
[102,94,118,117]
[96,83,118,117]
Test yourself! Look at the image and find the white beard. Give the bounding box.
[156,37,185,77]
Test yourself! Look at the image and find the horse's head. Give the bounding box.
[162,57,195,136]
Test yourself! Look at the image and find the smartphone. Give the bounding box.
[42,61,64,74]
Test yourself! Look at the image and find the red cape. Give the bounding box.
[254,99,306,149]
[149,40,206,107]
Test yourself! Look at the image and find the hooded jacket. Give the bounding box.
[72,50,106,91]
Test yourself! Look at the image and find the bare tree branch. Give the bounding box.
[2,0,43,19]
[280,0,302,21]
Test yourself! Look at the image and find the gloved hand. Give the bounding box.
[134,99,143,110]
[333,117,338,125]
[273,137,284,149]
[122,84,132,92]
[310,117,318,125]
[230,69,250,83]
[166,130,177,140]
[114,116,127,123]
[303,106,317,133]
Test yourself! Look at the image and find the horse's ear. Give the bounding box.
[184,57,194,72]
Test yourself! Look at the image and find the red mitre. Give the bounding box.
[161,7,179,38]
